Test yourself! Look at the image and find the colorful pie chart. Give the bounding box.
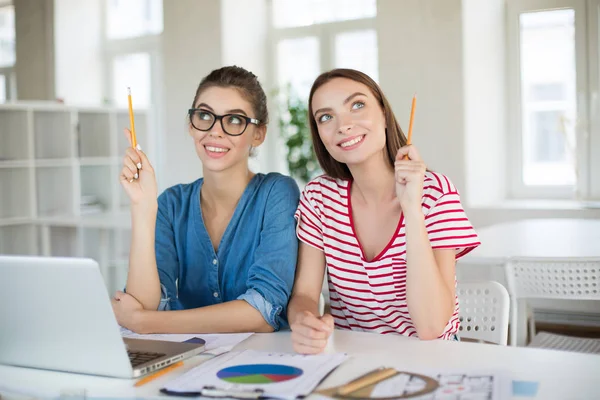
[216,364,303,384]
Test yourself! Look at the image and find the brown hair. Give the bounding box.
[190,65,268,125]
[308,69,407,180]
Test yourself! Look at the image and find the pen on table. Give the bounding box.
[134,360,184,387]
[403,93,416,160]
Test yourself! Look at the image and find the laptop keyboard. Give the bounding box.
[127,350,166,367]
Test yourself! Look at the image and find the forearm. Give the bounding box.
[404,209,454,339]
[135,300,274,334]
[126,203,161,310]
[288,293,321,325]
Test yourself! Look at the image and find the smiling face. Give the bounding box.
[189,86,266,173]
[311,77,387,168]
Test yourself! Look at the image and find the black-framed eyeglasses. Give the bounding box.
[188,108,260,136]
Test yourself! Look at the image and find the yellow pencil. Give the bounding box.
[127,87,137,148]
[134,361,184,387]
[403,94,416,160]
[407,94,416,145]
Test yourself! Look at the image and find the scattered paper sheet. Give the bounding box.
[120,327,253,355]
[369,370,511,399]
[163,349,348,400]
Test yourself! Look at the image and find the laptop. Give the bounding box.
[0,255,205,378]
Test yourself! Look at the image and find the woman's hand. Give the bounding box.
[394,145,426,212]
[290,311,334,354]
[111,291,145,332]
[119,128,158,211]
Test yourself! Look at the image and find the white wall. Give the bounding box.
[378,0,467,195]
[220,0,280,175]
[462,0,506,207]
[159,0,222,190]
[14,0,55,100]
[221,0,268,80]
[54,0,103,105]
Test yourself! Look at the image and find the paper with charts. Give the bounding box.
[120,327,253,355]
[162,349,348,400]
[369,371,510,399]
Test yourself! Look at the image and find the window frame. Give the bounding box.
[507,0,589,199]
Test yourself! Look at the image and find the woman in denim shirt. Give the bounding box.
[111,66,300,334]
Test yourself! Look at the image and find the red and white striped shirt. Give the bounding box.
[294,171,480,339]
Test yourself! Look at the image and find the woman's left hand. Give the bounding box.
[394,145,426,212]
[111,291,145,332]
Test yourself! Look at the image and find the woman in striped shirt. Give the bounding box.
[288,69,480,354]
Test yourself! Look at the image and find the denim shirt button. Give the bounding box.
[213,292,219,298]
[212,259,218,265]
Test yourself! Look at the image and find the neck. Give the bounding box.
[201,163,253,212]
[348,151,396,205]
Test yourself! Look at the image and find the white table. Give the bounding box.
[1,330,599,399]
[465,218,600,263]
[462,218,600,345]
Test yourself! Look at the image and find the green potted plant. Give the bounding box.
[276,86,321,185]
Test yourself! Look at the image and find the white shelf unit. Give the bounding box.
[0,223,38,255]
[0,103,149,294]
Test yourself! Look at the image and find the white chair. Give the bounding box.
[456,281,510,345]
[505,257,600,353]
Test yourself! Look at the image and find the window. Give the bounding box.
[335,29,379,82]
[0,5,15,67]
[104,0,161,107]
[272,0,376,28]
[106,0,163,39]
[0,4,15,102]
[271,0,378,181]
[272,0,378,99]
[508,0,590,199]
[111,53,151,108]
[520,9,577,187]
[277,37,320,97]
[103,0,162,180]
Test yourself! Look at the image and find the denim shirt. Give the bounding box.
[154,172,300,330]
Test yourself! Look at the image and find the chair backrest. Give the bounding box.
[457,281,510,345]
[505,257,600,346]
[505,257,600,301]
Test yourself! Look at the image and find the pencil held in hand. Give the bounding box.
[128,87,137,149]
[403,94,416,160]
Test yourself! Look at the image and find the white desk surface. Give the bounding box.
[464,218,600,263]
[1,330,599,399]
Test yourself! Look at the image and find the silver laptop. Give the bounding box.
[0,255,205,378]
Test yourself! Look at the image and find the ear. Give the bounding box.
[251,124,267,147]
[187,113,196,137]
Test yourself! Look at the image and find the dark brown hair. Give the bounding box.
[308,69,407,180]
[191,65,268,125]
